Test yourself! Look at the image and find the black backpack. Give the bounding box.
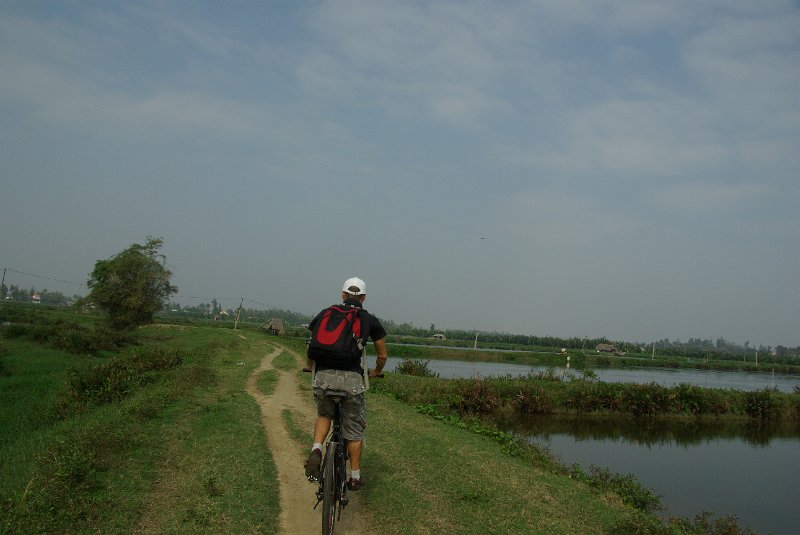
[307,305,366,367]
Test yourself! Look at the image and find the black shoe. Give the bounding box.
[305,449,321,481]
[347,477,363,491]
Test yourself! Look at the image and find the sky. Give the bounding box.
[1,1,798,347]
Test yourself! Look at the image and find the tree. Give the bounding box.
[86,237,177,329]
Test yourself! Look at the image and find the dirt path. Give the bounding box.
[245,344,374,535]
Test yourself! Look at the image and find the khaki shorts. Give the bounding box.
[313,369,367,441]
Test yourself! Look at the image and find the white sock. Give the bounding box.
[350,469,360,480]
[312,443,323,453]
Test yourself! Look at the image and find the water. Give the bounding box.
[381,356,800,533]
[496,414,800,535]
[382,357,800,392]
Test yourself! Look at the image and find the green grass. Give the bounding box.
[272,351,297,371]
[363,392,643,535]
[257,369,279,396]
[0,321,281,534]
[282,408,312,445]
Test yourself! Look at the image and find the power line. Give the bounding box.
[173,296,244,301]
[0,267,85,287]
[1,267,283,311]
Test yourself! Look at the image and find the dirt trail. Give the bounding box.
[245,344,373,535]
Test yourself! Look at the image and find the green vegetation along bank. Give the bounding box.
[373,365,800,421]
[1,307,280,534]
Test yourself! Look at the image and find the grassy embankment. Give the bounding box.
[0,305,280,534]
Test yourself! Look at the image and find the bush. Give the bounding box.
[395,359,438,377]
[512,385,554,414]
[673,383,708,415]
[744,389,779,419]
[610,512,757,535]
[62,346,185,409]
[0,323,33,338]
[623,384,670,417]
[0,321,129,354]
[451,378,498,414]
[569,464,661,514]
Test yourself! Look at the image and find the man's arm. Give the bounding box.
[369,338,388,378]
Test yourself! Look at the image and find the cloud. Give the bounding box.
[653,180,776,214]
[298,0,526,127]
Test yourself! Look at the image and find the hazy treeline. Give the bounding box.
[167,301,313,326]
[1,284,80,306]
[380,320,800,361]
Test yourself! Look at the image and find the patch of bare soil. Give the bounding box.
[246,344,375,535]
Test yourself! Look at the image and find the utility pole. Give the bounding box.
[233,298,244,330]
[1,268,6,300]
[652,341,655,360]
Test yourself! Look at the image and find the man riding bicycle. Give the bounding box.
[304,277,388,491]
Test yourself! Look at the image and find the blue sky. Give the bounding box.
[1,1,798,347]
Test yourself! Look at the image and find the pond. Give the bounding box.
[382,357,800,393]
[379,356,800,534]
[494,414,800,535]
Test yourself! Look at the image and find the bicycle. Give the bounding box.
[312,389,350,535]
[310,373,383,535]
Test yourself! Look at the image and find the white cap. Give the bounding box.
[342,277,366,295]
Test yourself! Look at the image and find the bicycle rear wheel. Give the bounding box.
[322,442,337,535]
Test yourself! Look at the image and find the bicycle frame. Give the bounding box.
[315,391,349,535]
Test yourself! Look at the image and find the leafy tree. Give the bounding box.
[86,237,177,329]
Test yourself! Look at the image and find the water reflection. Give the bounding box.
[494,413,800,447]
[491,413,800,535]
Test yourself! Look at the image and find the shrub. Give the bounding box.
[673,383,708,415]
[512,385,554,414]
[63,346,185,408]
[566,383,596,414]
[624,384,669,417]
[570,464,661,514]
[452,378,498,414]
[395,359,438,377]
[610,512,757,535]
[0,321,128,354]
[744,389,779,419]
[0,323,33,338]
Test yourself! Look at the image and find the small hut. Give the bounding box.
[595,343,623,356]
[263,318,285,336]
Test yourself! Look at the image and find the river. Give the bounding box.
[382,356,800,393]
[381,356,800,534]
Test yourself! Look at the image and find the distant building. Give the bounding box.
[595,343,624,356]
[263,318,285,336]
[31,292,41,304]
